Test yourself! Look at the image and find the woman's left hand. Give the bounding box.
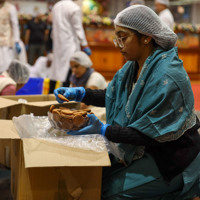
[67,114,109,136]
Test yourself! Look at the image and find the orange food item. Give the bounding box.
[58,94,69,102]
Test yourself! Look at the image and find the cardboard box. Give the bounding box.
[0,94,80,168]
[0,94,80,119]
[0,120,110,200]
[0,120,22,168]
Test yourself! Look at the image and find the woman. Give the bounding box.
[54,5,200,200]
[69,51,107,90]
[0,59,30,95]
[70,51,107,121]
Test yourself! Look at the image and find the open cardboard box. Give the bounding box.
[0,94,80,168]
[0,94,79,168]
[0,118,110,200]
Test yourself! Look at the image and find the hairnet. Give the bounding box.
[8,60,30,84]
[155,0,169,6]
[130,0,145,5]
[70,51,93,68]
[114,5,177,50]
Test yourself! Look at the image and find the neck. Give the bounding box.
[138,46,155,68]
[136,46,156,80]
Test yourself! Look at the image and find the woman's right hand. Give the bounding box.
[54,87,86,103]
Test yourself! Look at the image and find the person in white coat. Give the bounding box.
[0,0,21,73]
[29,53,53,79]
[155,0,174,30]
[48,0,91,93]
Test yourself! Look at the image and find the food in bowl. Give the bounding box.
[48,105,92,131]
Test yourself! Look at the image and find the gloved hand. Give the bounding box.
[54,87,86,103]
[68,114,109,136]
[83,47,92,56]
[15,42,21,54]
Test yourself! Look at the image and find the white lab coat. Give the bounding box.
[49,0,88,82]
[29,56,51,78]
[0,2,20,73]
[159,8,174,30]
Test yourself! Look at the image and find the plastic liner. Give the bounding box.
[12,114,125,161]
[48,111,89,131]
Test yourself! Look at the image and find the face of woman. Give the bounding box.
[70,61,87,78]
[155,2,166,14]
[114,26,146,62]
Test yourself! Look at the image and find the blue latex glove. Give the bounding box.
[54,87,86,103]
[15,42,21,54]
[68,114,109,136]
[83,47,92,56]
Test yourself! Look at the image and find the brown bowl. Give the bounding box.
[48,106,92,131]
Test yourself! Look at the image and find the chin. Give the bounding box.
[124,56,133,61]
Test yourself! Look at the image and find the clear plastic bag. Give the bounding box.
[48,111,89,131]
[12,114,125,161]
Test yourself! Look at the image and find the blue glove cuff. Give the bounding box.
[15,42,21,54]
[83,47,91,56]
[101,124,109,136]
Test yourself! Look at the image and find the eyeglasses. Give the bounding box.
[113,36,128,48]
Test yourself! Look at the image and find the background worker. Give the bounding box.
[0,59,30,95]
[54,5,200,199]
[29,53,53,79]
[24,13,48,65]
[0,0,21,73]
[155,0,174,30]
[70,51,107,90]
[48,0,91,94]
[69,51,107,122]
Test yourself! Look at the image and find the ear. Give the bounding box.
[143,36,153,45]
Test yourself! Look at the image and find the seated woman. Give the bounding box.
[54,5,200,200]
[69,51,107,90]
[69,51,107,121]
[0,59,30,95]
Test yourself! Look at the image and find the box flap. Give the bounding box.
[22,138,111,168]
[26,100,59,107]
[0,120,20,139]
[1,94,56,102]
[0,97,21,108]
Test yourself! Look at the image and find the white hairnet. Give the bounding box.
[8,60,30,84]
[155,0,169,6]
[130,0,145,5]
[70,51,93,68]
[114,5,177,50]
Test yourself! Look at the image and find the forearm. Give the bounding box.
[105,126,162,147]
[82,88,106,107]
[24,30,30,45]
